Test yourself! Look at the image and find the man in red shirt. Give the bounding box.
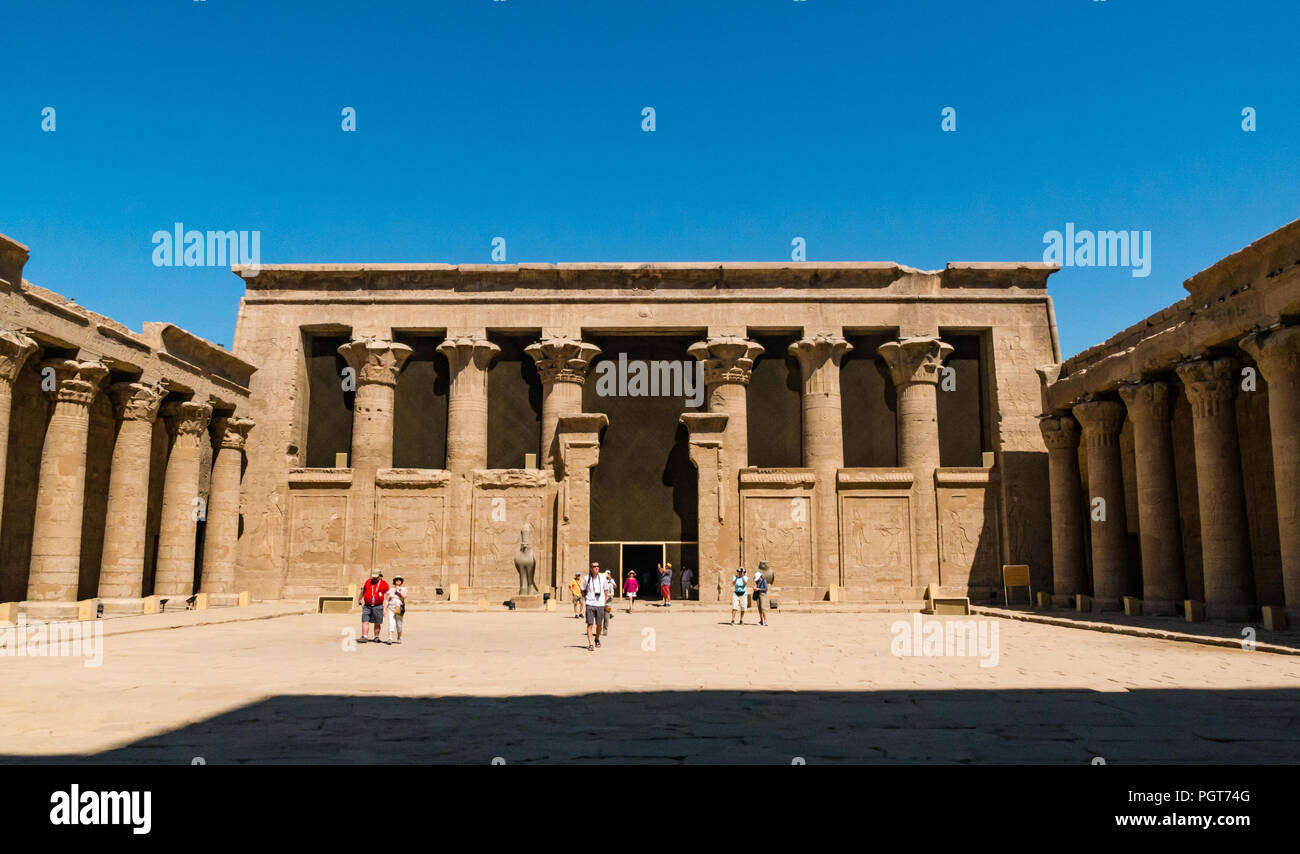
[357,569,389,643]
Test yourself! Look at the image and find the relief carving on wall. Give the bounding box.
[840,495,912,589]
[741,495,812,586]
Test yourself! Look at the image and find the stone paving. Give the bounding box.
[2,606,1299,764]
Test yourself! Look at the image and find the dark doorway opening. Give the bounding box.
[622,543,665,602]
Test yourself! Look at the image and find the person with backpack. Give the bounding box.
[730,566,748,625]
[751,566,769,627]
[356,569,389,643]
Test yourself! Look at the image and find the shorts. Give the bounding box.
[659,585,670,599]
[753,592,766,613]
[627,592,637,600]
[584,604,603,626]
[362,603,384,624]
[571,593,581,604]
[731,593,748,611]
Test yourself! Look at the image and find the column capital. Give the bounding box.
[41,359,109,406]
[524,337,601,385]
[788,333,852,371]
[687,337,764,386]
[436,336,499,372]
[876,336,953,386]
[1117,380,1173,424]
[1241,326,1300,382]
[109,381,166,423]
[162,400,213,436]
[1176,356,1238,418]
[1072,398,1125,447]
[0,330,39,384]
[215,415,256,450]
[1038,413,1081,450]
[338,338,413,387]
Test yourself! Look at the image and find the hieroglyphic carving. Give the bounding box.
[740,495,812,586]
[840,495,912,589]
[374,493,446,589]
[937,487,999,590]
[285,493,348,594]
[470,491,546,588]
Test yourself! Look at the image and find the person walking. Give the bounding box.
[384,575,408,643]
[602,569,617,635]
[356,569,389,643]
[581,562,606,651]
[680,565,693,601]
[730,566,748,625]
[750,566,769,627]
[568,572,584,618]
[624,570,639,613]
[658,562,673,606]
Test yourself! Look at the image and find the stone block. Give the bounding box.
[476,597,490,612]
[76,599,101,622]
[206,593,240,608]
[142,595,161,615]
[100,598,145,615]
[448,584,460,602]
[1036,591,1051,609]
[193,592,209,611]
[827,585,840,603]
[1075,594,1092,612]
[1184,600,1206,622]
[932,599,970,616]
[25,601,78,620]
[334,452,348,468]
[237,590,250,607]
[0,602,17,624]
[545,598,557,611]
[318,596,353,614]
[1262,605,1288,632]
[512,594,543,610]
[1123,596,1142,617]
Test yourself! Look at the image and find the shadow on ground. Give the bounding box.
[986,605,1300,652]
[3,688,1299,764]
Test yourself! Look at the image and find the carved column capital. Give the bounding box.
[687,337,764,386]
[41,359,109,406]
[1176,356,1238,418]
[876,336,953,387]
[1072,398,1125,449]
[525,337,601,386]
[162,400,213,436]
[0,330,39,384]
[110,381,166,423]
[1241,326,1300,382]
[215,415,256,450]
[436,336,499,372]
[1038,413,1082,450]
[338,338,413,388]
[788,333,852,373]
[1117,380,1173,425]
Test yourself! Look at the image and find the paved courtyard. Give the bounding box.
[3,605,1299,763]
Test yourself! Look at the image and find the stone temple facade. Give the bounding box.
[0,235,255,619]
[231,258,1061,605]
[1038,219,1300,623]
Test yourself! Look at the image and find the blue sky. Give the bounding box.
[3,0,1296,357]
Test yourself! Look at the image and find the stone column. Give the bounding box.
[437,337,498,472]
[153,401,213,598]
[97,382,166,607]
[789,333,852,588]
[1241,327,1300,618]
[1072,398,1127,611]
[25,359,110,617]
[680,412,729,602]
[555,413,608,586]
[200,415,254,595]
[1176,357,1256,620]
[0,330,39,545]
[1038,413,1088,607]
[338,338,412,474]
[338,338,412,585]
[1117,381,1185,614]
[688,336,763,585]
[877,336,952,590]
[525,337,600,469]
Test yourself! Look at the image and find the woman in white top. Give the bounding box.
[384,577,408,644]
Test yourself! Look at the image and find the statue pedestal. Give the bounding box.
[512,594,545,610]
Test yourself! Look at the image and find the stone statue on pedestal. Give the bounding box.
[514,522,538,595]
